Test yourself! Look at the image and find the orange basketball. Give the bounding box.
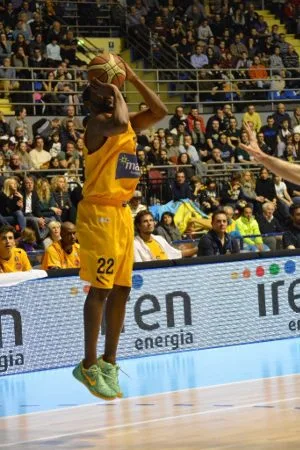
[87,53,126,89]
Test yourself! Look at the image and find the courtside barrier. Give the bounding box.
[1,250,300,376]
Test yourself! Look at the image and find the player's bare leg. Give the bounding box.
[73,287,117,400]
[98,285,130,397]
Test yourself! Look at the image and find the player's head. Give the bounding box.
[82,85,114,115]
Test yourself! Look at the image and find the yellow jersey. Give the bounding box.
[82,121,140,203]
[145,239,168,260]
[0,247,32,273]
[42,242,80,270]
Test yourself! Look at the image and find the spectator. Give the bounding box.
[133,210,196,262]
[197,210,240,256]
[128,190,147,219]
[176,152,193,177]
[255,167,277,211]
[282,44,300,87]
[270,46,285,74]
[46,37,62,66]
[257,132,273,156]
[60,120,80,149]
[17,227,38,253]
[272,103,291,127]
[0,33,11,63]
[36,177,60,220]
[274,174,293,217]
[29,135,51,170]
[169,105,187,131]
[248,55,270,90]
[292,107,300,130]
[60,30,79,66]
[165,134,180,162]
[260,116,278,155]
[0,225,31,272]
[0,177,26,231]
[190,44,208,69]
[14,142,31,169]
[155,211,181,244]
[58,141,80,169]
[8,153,27,172]
[207,147,224,169]
[197,18,213,42]
[0,110,10,138]
[277,119,292,157]
[42,221,80,269]
[283,204,300,249]
[257,202,283,251]
[43,220,61,250]
[198,179,220,213]
[62,105,83,131]
[236,131,255,164]
[22,175,48,244]
[9,106,33,144]
[186,107,205,134]
[243,105,262,132]
[171,170,192,201]
[147,137,162,165]
[217,133,235,163]
[236,204,265,252]
[179,135,199,164]
[206,119,221,152]
[230,34,248,61]
[50,175,76,223]
[206,107,227,134]
[226,117,241,150]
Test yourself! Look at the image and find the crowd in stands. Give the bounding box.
[127,0,300,102]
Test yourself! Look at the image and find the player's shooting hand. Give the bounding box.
[121,60,138,83]
[90,78,117,97]
[240,122,265,162]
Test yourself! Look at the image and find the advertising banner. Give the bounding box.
[1,255,300,376]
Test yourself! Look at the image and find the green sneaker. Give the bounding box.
[98,356,123,398]
[72,362,117,401]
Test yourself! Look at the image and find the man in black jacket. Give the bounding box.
[198,210,240,256]
[283,204,300,249]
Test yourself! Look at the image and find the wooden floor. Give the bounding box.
[1,374,300,449]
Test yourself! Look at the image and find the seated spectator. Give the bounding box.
[269,46,284,74]
[62,105,83,131]
[283,204,300,248]
[257,202,283,251]
[248,55,270,91]
[171,122,189,146]
[218,133,235,163]
[60,30,79,66]
[240,169,264,213]
[223,205,240,236]
[236,130,255,164]
[171,170,192,201]
[147,137,162,165]
[36,177,60,219]
[292,107,300,130]
[243,105,262,133]
[197,19,213,42]
[179,135,199,164]
[207,147,224,169]
[190,44,208,69]
[128,190,146,219]
[22,175,48,243]
[9,106,33,145]
[282,44,300,88]
[43,220,61,249]
[50,175,76,223]
[0,177,26,230]
[177,153,195,180]
[46,37,62,66]
[165,134,180,162]
[197,210,240,256]
[0,57,18,99]
[226,117,241,150]
[257,132,273,156]
[272,103,291,127]
[8,153,27,172]
[260,116,278,155]
[0,225,31,272]
[15,141,32,169]
[0,33,11,63]
[277,119,292,157]
[282,143,297,162]
[186,107,205,135]
[230,34,248,62]
[274,174,293,217]
[236,204,265,252]
[155,212,181,244]
[206,119,221,152]
[29,135,51,170]
[134,210,196,262]
[48,132,62,158]
[58,141,80,169]
[190,120,206,152]
[9,126,28,146]
[17,227,38,253]
[60,120,80,149]
[198,179,220,213]
[42,221,79,269]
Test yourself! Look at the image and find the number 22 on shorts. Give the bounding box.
[96,257,115,283]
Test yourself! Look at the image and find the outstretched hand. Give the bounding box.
[239,122,265,162]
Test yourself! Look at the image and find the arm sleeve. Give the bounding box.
[253,220,263,244]
[282,231,294,249]
[159,238,182,259]
[197,236,215,256]
[21,251,32,271]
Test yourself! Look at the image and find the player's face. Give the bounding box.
[89,94,114,114]
[0,232,15,253]
[139,215,155,234]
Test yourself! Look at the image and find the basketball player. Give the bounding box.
[73,62,168,400]
[241,122,300,186]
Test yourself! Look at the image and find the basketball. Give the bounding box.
[87,53,126,89]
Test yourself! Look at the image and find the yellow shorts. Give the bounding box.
[76,200,134,289]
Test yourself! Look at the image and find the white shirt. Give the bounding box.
[25,193,32,214]
[29,149,51,169]
[275,181,287,199]
[46,43,62,61]
[134,234,182,262]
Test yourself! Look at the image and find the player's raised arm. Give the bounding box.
[240,122,300,185]
[123,61,168,131]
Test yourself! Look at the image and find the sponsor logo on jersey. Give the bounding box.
[116,153,140,179]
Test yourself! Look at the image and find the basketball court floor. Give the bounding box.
[1,338,300,449]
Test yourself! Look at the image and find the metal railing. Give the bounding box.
[1,66,300,113]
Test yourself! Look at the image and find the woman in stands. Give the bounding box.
[43,220,61,250]
[155,212,182,244]
[0,177,26,230]
[177,153,195,180]
[36,177,60,220]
